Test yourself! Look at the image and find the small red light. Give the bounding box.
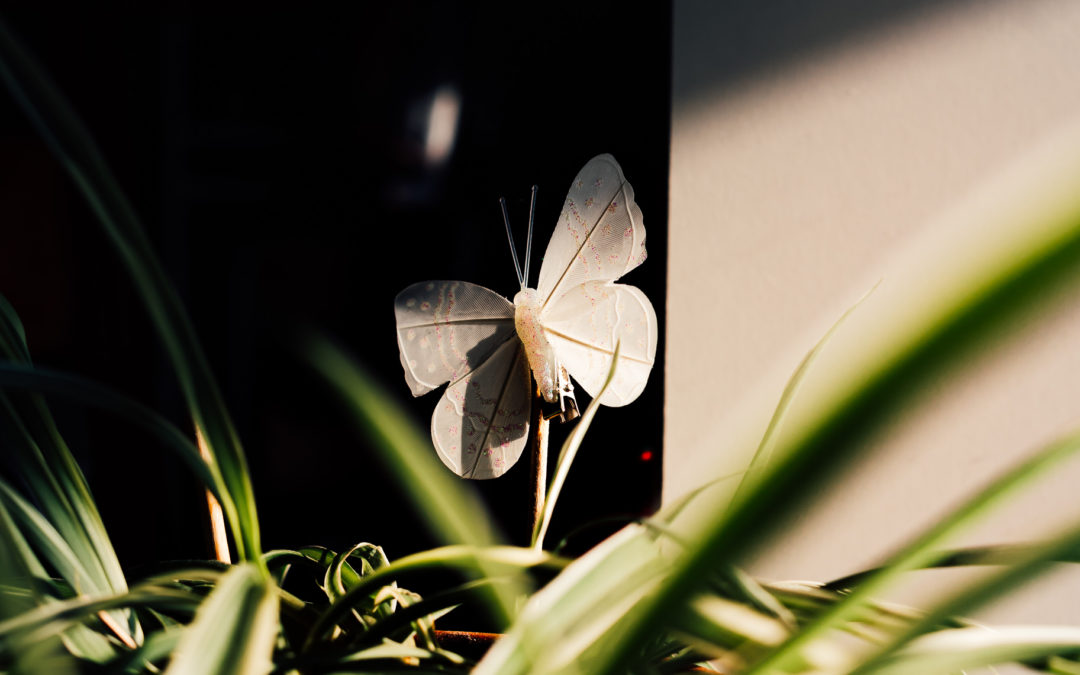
[639,450,653,462]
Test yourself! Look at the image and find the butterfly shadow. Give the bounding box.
[444,332,530,480]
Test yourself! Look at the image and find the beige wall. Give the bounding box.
[666,0,1080,620]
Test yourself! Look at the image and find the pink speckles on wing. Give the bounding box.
[468,378,502,407]
[448,387,465,405]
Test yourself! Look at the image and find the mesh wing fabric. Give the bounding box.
[534,154,656,407]
[432,339,531,479]
[535,154,647,309]
[394,281,516,396]
[395,280,528,479]
[542,281,657,406]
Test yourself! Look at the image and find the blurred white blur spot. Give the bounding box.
[424,85,460,167]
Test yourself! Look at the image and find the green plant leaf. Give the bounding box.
[474,121,1080,675]
[747,427,1080,673]
[848,518,1080,675]
[0,485,49,593]
[164,563,278,675]
[336,639,465,666]
[0,585,200,648]
[0,362,227,507]
[305,545,559,650]
[732,281,879,505]
[824,543,1080,591]
[114,627,183,674]
[1047,655,1080,674]
[532,342,620,550]
[0,16,260,565]
[610,120,1080,675]
[0,493,76,672]
[476,524,667,675]
[0,575,205,668]
[0,294,135,644]
[305,336,498,551]
[359,577,502,647]
[305,337,534,627]
[0,294,31,364]
[869,625,1080,675]
[0,477,101,599]
[673,594,790,653]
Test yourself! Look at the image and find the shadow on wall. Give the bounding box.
[673,0,966,105]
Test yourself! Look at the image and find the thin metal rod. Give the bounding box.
[500,197,524,287]
[523,185,537,288]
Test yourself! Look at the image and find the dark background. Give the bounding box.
[0,4,670,573]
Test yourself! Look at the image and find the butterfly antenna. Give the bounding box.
[523,184,537,288]
[500,196,525,287]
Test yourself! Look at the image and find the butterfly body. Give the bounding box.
[395,155,657,479]
[513,288,558,403]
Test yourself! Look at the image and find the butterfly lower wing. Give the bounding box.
[432,339,531,479]
[535,154,647,309]
[541,281,657,406]
[394,281,516,396]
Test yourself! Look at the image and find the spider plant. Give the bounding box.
[3,11,1080,675]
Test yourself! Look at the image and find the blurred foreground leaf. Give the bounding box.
[307,336,529,627]
[164,564,278,675]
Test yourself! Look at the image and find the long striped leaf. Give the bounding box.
[0,295,130,608]
[0,14,260,564]
[164,564,278,675]
[0,362,226,506]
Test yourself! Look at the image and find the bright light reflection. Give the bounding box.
[425,85,461,166]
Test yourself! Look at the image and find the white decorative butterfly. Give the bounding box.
[394,154,657,479]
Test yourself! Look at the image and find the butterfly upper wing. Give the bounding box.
[394,281,516,396]
[542,280,657,406]
[535,154,647,310]
[535,154,656,407]
[431,339,531,479]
